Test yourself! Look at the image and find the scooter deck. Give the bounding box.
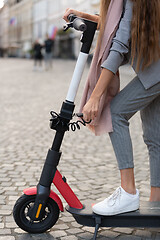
[66,201,160,228]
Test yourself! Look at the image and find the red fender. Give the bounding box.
[23,187,64,212]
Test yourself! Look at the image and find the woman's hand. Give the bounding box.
[82,69,115,122]
[82,96,100,122]
[63,8,99,23]
[63,8,82,22]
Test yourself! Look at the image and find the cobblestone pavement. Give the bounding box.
[0,58,160,240]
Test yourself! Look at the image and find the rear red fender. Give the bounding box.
[23,187,64,212]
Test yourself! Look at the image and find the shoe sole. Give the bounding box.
[93,203,139,216]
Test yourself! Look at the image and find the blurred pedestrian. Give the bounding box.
[44,35,54,71]
[33,40,43,71]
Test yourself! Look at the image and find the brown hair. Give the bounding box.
[98,0,160,71]
[131,0,160,71]
[98,0,111,45]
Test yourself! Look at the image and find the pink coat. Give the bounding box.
[79,0,123,136]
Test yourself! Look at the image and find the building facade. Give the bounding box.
[0,2,9,56]
[33,0,48,42]
[8,0,33,57]
[0,0,100,57]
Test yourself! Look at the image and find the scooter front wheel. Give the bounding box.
[13,194,60,233]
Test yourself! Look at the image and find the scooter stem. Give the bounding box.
[66,18,97,102]
[66,52,88,102]
[30,17,97,221]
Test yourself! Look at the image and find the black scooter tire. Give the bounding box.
[13,194,60,233]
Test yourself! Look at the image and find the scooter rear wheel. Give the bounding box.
[13,194,60,233]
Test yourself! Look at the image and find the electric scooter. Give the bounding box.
[13,15,160,240]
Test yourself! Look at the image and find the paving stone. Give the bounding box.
[6,222,17,228]
[97,238,111,240]
[5,191,19,196]
[82,226,95,233]
[113,227,134,234]
[0,210,12,215]
[0,182,12,187]
[0,223,4,229]
[61,236,78,240]
[61,216,75,223]
[0,229,12,235]
[117,236,142,240]
[54,223,69,230]
[0,237,15,240]
[0,178,11,182]
[0,59,158,240]
[49,230,67,238]
[16,234,33,240]
[77,232,93,239]
[4,187,17,191]
[14,228,26,234]
[71,222,82,228]
[100,229,121,238]
[15,182,26,186]
[0,190,5,195]
[31,233,49,239]
[66,228,83,234]
[135,229,152,238]
[8,196,19,201]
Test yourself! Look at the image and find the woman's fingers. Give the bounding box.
[63,8,72,22]
[63,9,82,22]
[83,104,98,122]
[63,8,78,22]
[82,97,100,122]
[90,109,98,121]
[83,110,97,122]
[82,108,91,122]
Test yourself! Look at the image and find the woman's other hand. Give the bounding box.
[82,96,100,122]
[63,8,82,22]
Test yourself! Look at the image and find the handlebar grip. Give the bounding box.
[67,14,87,32]
[73,18,87,32]
[67,13,75,22]
[76,113,83,118]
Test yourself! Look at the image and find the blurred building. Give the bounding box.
[0,2,9,56]
[0,0,100,58]
[33,0,48,42]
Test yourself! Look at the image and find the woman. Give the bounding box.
[63,0,160,216]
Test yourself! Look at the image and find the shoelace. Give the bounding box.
[107,187,121,206]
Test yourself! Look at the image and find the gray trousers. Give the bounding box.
[109,76,160,187]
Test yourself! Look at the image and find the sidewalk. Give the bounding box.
[0,58,159,240]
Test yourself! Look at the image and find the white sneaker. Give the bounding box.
[92,186,139,216]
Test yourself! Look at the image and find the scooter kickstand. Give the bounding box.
[93,216,101,240]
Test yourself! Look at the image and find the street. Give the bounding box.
[0,58,159,240]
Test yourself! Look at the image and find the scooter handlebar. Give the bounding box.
[67,14,87,32]
[67,14,75,22]
[76,113,91,123]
